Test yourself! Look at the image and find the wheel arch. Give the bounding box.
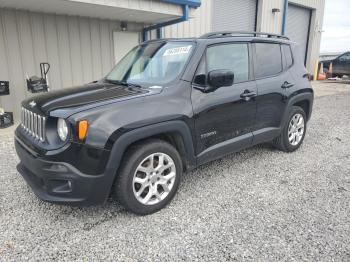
[102,120,196,200]
[293,99,311,120]
[283,92,314,126]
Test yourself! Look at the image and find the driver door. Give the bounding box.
[191,42,257,164]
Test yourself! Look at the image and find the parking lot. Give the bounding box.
[0,82,349,261]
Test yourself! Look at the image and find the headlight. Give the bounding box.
[57,118,68,141]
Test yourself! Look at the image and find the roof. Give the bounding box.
[199,31,290,40]
[143,31,293,44]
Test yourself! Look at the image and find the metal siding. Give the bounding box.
[163,0,212,38]
[1,9,26,117]
[89,18,103,81]
[100,20,113,76]
[212,0,257,31]
[79,17,94,84]
[0,0,185,20]
[68,16,84,86]
[0,10,10,112]
[256,0,284,34]
[16,11,37,83]
[56,15,74,87]
[44,14,63,90]
[286,4,311,64]
[0,8,142,120]
[30,13,49,76]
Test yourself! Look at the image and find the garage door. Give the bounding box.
[286,4,311,64]
[212,0,257,31]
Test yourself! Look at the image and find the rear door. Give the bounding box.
[253,42,293,143]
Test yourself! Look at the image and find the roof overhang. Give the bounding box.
[0,0,197,24]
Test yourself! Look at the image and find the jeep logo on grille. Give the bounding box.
[29,100,36,108]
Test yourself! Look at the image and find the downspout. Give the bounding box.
[281,0,288,35]
[156,28,163,39]
[142,4,189,41]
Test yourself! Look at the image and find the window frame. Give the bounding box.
[281,44,294,70]
[338,52,350,62]
[252,41,284,80]
[192,41,254,87]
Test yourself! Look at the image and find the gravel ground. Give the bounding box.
[0,83,350,261]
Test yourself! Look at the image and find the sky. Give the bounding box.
[320,0,350,53]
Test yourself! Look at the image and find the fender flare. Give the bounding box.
[101,120,196,201]
[281,91,314,127]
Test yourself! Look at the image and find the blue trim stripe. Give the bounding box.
[160,0,201,8]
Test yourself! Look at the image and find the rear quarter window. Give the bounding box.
[282,44,293,68]
[255,43,282,78]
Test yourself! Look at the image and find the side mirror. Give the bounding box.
[206,69,234,92]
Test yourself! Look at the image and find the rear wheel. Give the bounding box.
[113,139,182,215]
[273,106,307,152]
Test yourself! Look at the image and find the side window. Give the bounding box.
[207,43,249,83]
[255,43,282,78]
[282,44,293,68]
[339,53,350,62]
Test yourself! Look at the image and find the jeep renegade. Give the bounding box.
[15,32,314,215]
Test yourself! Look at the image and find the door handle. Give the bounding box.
[281,81,294,89]
[240,90,257,101]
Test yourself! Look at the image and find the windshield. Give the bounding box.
[106,41,194,85]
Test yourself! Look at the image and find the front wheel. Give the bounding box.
[113,139,182,215]
[273,106,307,152]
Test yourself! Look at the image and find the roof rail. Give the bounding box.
[200,31,290,40]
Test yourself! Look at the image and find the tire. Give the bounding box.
[273,106,307,152]
[113,139,182,215]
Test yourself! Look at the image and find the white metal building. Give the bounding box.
[0,0,325,121]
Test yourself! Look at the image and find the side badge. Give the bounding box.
[200,131,217,139]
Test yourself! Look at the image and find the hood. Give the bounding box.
[22,81,160,116]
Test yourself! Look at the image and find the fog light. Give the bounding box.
[50,179,73,193]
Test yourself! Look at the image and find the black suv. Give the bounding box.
[322,51,350,78]
[15,32,314,215]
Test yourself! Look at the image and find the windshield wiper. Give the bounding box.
[125,82,142,88]
[104,79,123,85]
[105,79,141,88]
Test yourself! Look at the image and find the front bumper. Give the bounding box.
[15,136,113,206]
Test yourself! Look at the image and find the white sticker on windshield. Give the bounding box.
[163,45,192,56]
